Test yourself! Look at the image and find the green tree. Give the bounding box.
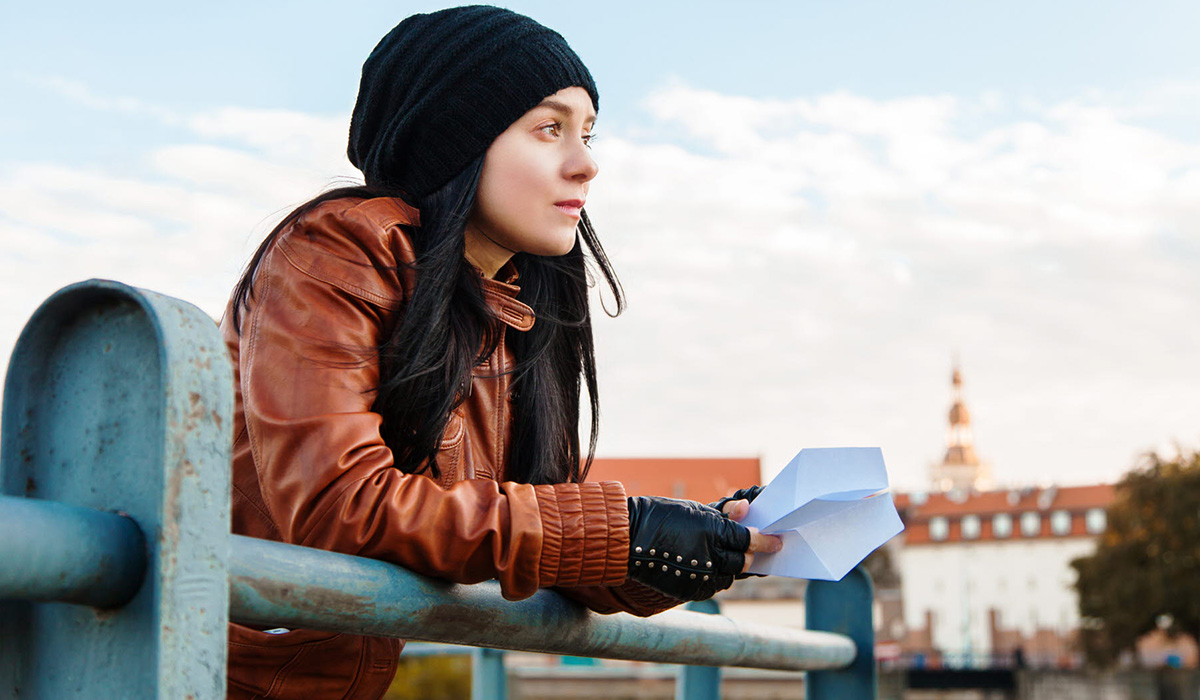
[1072,450,1200,666]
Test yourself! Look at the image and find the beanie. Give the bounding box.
[347,5,599,199]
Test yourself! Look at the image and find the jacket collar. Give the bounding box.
[477,261,535,332]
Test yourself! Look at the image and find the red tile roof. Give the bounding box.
[895,484,1114,517]
[896,484,1116,545]
[586,457,761,505]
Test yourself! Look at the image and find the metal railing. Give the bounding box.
[0,281,876,699]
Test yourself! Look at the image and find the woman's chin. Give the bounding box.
[528,231,578,257]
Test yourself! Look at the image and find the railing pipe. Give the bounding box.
[0,495,146,608]
[229,534,856,672]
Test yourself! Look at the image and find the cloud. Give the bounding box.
[586,82,1200,488]
[29,74,184,125]
[0,95,357,369]
[3,80,1199,491]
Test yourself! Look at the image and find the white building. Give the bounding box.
[895,485,1111,666]
[893,365,1113,667]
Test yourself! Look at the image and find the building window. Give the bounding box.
[1051,510,1072,535]
[1086,508,1107,534]
[962,514,981,539]
[1020,512,1041,537]
[930,516,949,541]
[993,513,1013,538]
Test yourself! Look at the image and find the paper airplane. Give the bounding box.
[740,447,904,581]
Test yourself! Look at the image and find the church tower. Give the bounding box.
[930,363,991,492]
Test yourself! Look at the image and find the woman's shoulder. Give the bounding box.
[274,196,420,306]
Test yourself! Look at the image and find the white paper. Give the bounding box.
[742,447,904,581]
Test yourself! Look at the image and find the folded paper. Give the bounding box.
[741,447,904,581]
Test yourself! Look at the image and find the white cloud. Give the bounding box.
[29,74,184,124]
[3,81,1200,492]
[0,98,358,371]
[586,82,1200,489]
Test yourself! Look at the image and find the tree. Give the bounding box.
[1072,450,1200,666]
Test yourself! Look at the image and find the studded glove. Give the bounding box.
[625,496,751,601]
[708,485,763,515]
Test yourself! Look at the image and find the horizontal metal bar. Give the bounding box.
[229,535,855,671]
[400,642,476,657]
[0,495,146,608]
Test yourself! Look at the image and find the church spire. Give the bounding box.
[930,361,991,492]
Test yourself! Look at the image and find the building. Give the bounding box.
[586,456,761,505]
[895,484,1113,666]
[893,364,1115,667]
[928,365,991,492]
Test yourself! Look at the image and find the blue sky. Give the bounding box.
[6,1,1200,161]
[3,1,1200,489]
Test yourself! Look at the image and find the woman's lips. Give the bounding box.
[555,200,584,218]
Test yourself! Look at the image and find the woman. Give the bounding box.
[221,6,779,698]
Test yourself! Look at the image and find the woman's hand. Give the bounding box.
[625,496,782,600]
[711,485,778,577]
[708,485,763,518]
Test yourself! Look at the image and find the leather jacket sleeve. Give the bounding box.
[228,199,629,601]
[554,581,683,617]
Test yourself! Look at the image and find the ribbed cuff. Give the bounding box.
[613,579,685,615]
[535,481,629,587]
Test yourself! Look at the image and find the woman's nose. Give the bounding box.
[565,141,599,182]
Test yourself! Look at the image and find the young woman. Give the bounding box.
[221,6,779,699]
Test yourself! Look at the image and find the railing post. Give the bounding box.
[0,280,233,699]
[677,599,722,700]
[806,565,876,700]
[471,647,508,700]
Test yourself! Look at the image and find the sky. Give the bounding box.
[3,1,1200,490]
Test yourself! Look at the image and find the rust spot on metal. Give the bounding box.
[163,458,184,546]
[242,577,375,620]
[25,477,36,494]
[211,409,223,430]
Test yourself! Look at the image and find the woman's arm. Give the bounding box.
[553,581,682,617]
[230,198,629,601]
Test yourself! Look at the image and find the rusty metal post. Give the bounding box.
[0,280,233,699]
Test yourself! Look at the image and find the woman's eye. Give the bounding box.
[582,132,597,149]
[540,122,562,137]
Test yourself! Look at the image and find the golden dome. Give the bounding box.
[949,400,971,426]
[944,444,979,466]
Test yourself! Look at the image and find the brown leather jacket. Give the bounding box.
[221,197,678,699]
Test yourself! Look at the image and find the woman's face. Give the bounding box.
[465,86,598,275]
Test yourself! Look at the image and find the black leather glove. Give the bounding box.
[626,496,751,601]
[708,485,763,515]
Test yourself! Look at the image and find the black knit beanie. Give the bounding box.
[347,5,599,199]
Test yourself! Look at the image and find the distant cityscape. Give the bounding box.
[592,364,1196,671]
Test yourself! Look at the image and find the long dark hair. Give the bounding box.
[232,160,624,485]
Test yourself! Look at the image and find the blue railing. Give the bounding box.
[0,281,876,699]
